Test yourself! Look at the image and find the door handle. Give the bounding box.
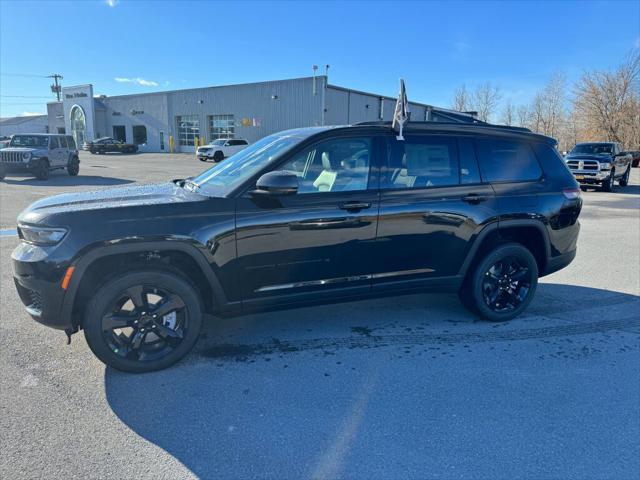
[462,194,488,204]
[339,202,371,211]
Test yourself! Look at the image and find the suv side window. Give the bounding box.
[383,135,459,189]
[66,136,76,149]
[278,137,372,194]
[58,136,67,148]
[49,137,59,149]
[476,138,542,182]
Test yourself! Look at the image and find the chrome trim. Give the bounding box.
[255,268,435,293]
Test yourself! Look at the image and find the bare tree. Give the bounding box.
[472,83,502,122]
[501,101,515,126]
[516,105,530,128]
[573,50,640,147]
[452,84,470,112]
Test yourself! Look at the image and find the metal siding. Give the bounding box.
[347,92,381,123]
[324,87,349,125]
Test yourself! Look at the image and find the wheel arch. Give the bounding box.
[62,241,227,328]
[458,220,550,280]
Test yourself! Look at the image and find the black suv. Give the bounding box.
[12,122,582,372]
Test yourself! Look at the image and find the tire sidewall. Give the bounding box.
[470,243,538,322]
[34,159,49,180]
[83,270,203,373]
[68,157,79,176]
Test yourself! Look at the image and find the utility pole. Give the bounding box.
[48,73,63,102]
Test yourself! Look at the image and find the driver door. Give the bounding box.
[235,135,381,309]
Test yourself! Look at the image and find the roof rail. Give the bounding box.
[354,119,532,133]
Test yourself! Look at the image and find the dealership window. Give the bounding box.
[177,115,200,146]
[208,114,235,140]
[70,105,86,147]
[133,126,147,145]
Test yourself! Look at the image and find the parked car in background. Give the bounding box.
[0,133,79,180]
[564,142,632,191]
[84,137,138,154]
[11,122,582,372]
[196,138,249,162]
[629,150,640,168]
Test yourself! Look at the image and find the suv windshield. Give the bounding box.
[210,140,226,146]
[190,132,307,197]
[9,135,49,148]
[570,143,613,155]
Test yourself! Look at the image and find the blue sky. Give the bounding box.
[1,0,638,117]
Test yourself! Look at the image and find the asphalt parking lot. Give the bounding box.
[1,152,639,480]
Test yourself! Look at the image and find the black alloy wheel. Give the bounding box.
[67,157,80,176]
[481,256,532,314]
[461,243,538,322]
[83,271,203,372]
[34,159,50,180]
[213,150,224,162]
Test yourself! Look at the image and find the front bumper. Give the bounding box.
[568,169,610,184]
[12,242,72,330]
[0,159,39,173]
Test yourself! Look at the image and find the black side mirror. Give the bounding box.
[253,170,298,196]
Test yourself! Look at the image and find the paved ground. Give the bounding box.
[1,153,639,480]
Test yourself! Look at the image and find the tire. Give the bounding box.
[601,170,614,192]
[67,157,80,176]
[460,243,538,322]
[213,150,224,162]
[83,270,203,373]
[33,159,50,180]
[618,166,630,187]
[0,164,5,181]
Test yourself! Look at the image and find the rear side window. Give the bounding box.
[384,136,459,189]
[531,142,575,184]
[49,137,59,149]
[66,136,76,149]
[58,136,67,148]
[476,138,542,182]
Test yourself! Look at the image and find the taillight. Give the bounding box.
[563,188,581,200]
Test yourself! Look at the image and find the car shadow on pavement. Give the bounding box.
[1,175,133,187]
[104,283,640,479]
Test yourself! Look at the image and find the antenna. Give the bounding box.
[324,64,330,82]
[48,73,63,102]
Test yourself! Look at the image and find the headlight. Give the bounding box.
[600,162,611,170]
[22,152,31,161]
[17,224,68,245]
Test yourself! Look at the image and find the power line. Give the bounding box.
[1,95,54,98]
[0,102,49,105]
[0,72,48,78]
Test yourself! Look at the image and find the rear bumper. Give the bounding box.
[543,249,577,276]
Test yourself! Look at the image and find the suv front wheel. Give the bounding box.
[67,157,80,176]
[83,270,203,372]
[460,243,538,322]
[33,159,50,180]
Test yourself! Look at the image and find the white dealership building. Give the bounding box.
[44,76,474,153]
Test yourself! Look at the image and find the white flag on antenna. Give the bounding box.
[392,79,410,140]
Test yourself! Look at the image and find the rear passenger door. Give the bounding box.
[475,137,546,219]
[48,137,63,166]
[372,134,499,290]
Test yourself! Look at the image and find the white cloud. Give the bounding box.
[114,77,159,87]
[106,0,119,7]
[21,111,44,116]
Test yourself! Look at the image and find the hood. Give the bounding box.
[18,182,205,224]
[566,153,612,161]
[1,147,39,153]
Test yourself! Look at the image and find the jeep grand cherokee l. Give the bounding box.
[12,122,582,372]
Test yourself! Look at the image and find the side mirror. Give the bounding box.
[253,171,298,196]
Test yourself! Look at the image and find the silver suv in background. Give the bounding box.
[0,134,80,181]
[197,138,249,162]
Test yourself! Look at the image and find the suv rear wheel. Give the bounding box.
[67,157,80,176]
[460,243,538,322]
[83,270,203,372]
[33,159,50,180]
